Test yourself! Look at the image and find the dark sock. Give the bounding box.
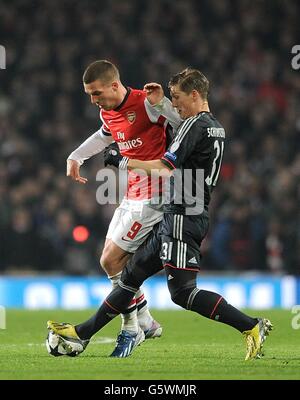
[75,300,118,340]
[190,290,257,332]
[75,284,136,340]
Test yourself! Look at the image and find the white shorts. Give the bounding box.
[106,199,163,253]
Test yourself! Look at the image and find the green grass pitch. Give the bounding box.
[0,309,299,380]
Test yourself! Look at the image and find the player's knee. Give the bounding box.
[121,260,147,290]
[99,251,109,272]
[166,269,198,309]
[169,286,195,310]
[170,291,189,309]
[100,250,124,276]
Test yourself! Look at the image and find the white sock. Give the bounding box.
[109,272,139,334]
[135,287,153,331]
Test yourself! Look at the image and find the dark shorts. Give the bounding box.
[125,212,210,287]
[159,213,209,271]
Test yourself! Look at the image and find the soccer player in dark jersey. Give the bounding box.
[48,68,272,360]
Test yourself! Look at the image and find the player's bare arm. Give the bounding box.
[103,143,171,176]
[66,159,88,184]
[127,159,171,177]
[66,127,114,185]
[143,82,164,105]
[144,82,182,129]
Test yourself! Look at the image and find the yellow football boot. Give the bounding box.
[47,321,79,340]
[47,320,89,356]
[243,318,273,360]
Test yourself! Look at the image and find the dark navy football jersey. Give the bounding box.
[161,112,225,215]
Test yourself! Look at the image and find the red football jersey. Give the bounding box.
[100,88,168,200]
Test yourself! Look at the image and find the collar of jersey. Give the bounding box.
[114,87,131,111]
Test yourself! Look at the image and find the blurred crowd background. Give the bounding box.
[0,0,299,275]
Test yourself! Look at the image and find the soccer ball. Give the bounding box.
[46,330,84,357]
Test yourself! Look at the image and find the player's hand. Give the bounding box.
[103,142,128,169]
[144,82,164,105]
[66,159,88,184]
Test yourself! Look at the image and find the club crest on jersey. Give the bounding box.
[126,111,136,124]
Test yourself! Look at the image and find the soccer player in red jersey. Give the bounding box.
[65,60,181,357]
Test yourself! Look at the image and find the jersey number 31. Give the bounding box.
[205,140,224,187]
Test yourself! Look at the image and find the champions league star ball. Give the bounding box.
[46,330,84,357]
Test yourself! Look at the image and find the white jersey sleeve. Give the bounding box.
[144,96,182,130]
[68,127,113,165]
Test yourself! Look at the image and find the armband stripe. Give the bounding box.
[161,157,176,170]
[119,157,129,170]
